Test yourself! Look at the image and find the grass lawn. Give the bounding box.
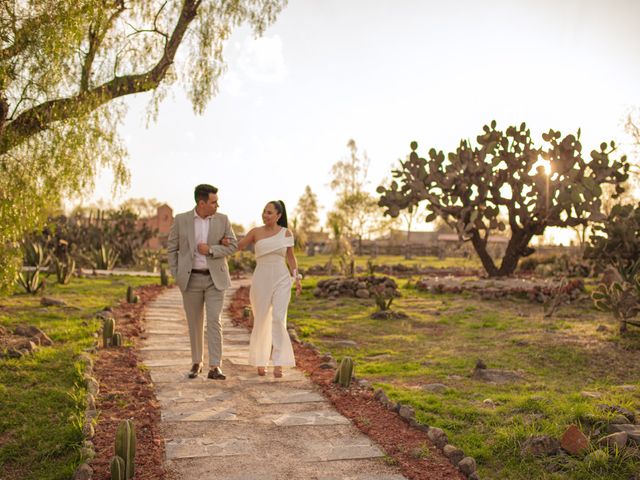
[288,277,640,480]
[295,253,481,271]
[0,275,154,480]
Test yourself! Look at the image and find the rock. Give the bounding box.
[331,340,358,347]
[355,288,370,298]
[618,384,636,392]
[580,391,602,399]
[560,425,589,455]
[443,444,465,466]
[374,389,394,409]
[96,310,114,320]
[21,340,38,353]
[596,325,609,332]
[40,296,67,307]
[72,463,93,480]
[597,404,636,423]
[422,383,448,393]
[86,393,96,411]
[610,415,631,424]
[357,379,371,389]
[0,325,7,335]
[319,362,336,369]
[85,376,99,396]
[14,325,53,346]
[398,405,415,421]
[320,353,334,362]
[598,432,628,450]
[482,398,496,408]
[521,435,560,456]
[458,457,477,476]
[471,367,524,384]
[427,427,448,449]
[607,424,640,444]
[475,359,487,369]
[82,421,94,438]
[468,473,481,480]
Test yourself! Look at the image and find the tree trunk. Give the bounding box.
[469,231,499,276]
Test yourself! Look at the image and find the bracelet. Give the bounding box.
[292,269,302,280]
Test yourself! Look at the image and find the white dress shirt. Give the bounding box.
[193,209,211,269]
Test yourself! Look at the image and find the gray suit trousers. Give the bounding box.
[181,272,224,366]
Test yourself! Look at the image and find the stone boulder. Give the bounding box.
[560,425,589,455]
[521,435,560,456]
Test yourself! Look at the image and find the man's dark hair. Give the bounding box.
[194,184,218,204]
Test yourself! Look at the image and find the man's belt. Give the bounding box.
[191,269,210,275]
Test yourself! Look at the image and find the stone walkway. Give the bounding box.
[142,280,408,480]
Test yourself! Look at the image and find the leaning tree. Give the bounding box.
[377,121,630,277]
[0,0,286,291]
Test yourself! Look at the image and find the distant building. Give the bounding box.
[138,204,173,249]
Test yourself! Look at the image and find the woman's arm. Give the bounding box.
[236,228,256,251]
[285,233,302,296]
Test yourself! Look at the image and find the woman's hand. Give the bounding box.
[220,237,231,247]
[295,278,302,296]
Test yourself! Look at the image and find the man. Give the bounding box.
[167,184,237,379]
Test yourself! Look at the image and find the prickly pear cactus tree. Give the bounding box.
[584,203,640,282]
[377,122,630,277]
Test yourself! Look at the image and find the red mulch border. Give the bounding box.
[89,284,170,480]
[228,286,465,480]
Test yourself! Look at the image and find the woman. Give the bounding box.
[228,200,302,377]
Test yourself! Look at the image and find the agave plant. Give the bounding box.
[88,243,119,270]
[16,269,46,294]
[53,255,75,284]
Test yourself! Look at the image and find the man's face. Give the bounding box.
[200,193,218,216]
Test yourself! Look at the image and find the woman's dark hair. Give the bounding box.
[269,200,288,228]
[194,184,218,204]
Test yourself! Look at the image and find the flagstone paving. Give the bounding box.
[142,280,408,480]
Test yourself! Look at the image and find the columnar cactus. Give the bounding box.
[333,357,355,388]
[126,286,134,303]
[110,455,125,480]
[112,332,123,347]
[160,267,169,286]
[103,318,115,348]
[115,419,136,479]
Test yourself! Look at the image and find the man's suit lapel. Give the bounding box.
[187,212,195,255]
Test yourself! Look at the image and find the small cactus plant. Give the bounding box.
[112,332,123,347]
[115,419,136,479]
[242,306,252,318]
[592,275,640,334]
[110,455,125,480]
[333,356,354,388]
[103,318,115,348]
[160,266,169,286]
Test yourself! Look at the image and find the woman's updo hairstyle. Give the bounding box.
[269,200,288,228]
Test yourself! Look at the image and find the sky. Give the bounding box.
[83,0,640,236]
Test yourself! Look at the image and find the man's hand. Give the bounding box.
[197,243,209,255]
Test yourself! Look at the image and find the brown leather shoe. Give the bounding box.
[188,363,203,378]
[207,366,226,380]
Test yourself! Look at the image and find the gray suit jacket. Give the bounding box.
[167,209,238,291]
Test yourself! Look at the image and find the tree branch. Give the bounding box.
[1,0,200,155]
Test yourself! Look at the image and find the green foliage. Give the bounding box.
[0,275,152,478]
[585,202,640,282]
[22,241,50,269]
[16,269,46,294]
[378,122,630,277]
[0,0,287,294]
[115,419,136,479]
[333,357,354,388]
